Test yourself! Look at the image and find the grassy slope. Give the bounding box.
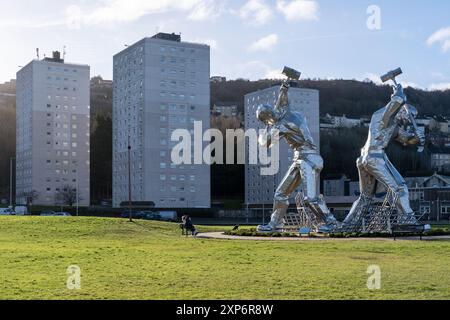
[0,217,449,300]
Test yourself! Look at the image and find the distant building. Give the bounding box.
[16,51,90,206]
[348,181,359,196]
[407,173,450,221]
[112,33,211,209]
[212,104,239,117]
[323,174,350,196]
[429,146,450,171]
[323,174,360,197]
[210,76,226,83]
[90,76,113,87]
[429,116,450,133]
[321,114,363,129]
[428,132,450,148]
[244,83,320,214]
[0,79,16,93]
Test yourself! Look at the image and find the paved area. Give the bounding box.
[196,232,450,242]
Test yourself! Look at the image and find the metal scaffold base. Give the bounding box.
[281,193,327,233]
[281,190,426,235]
[341,189,424,234]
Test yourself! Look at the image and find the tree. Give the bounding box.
[19,190,39,213]
[90,114,112,203]
[56,185,81,207]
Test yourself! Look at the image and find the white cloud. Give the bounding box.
[64,0,221,28]
[443,39,450,53]
[249,34,278,52]
[364,73,382,85]
[239,0,274,26]
[188,38,218,50]
[265,69,287,80]
[188,0,224,21]
[238,61,284,80]
[276,0,319,21]
[402,82,420,89]
[363,73,421,89]
[427,26,450,52]
[429,83,450,91]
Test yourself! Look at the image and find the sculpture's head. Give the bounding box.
[256,104,278,126]
[396,104,418,125]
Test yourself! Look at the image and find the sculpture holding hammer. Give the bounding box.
[256,67,339,232]
[343,68,426,227]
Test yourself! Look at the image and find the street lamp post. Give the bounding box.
[128,136,132,222]
[9,157,14,207]
[76,165,79,216]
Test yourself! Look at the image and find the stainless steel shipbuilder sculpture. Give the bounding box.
[256,67,339,232]
[343,68,426,233]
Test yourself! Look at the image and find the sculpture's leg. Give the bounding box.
[268,162,301,229]
[363,155,417,224]
[343,157,376,226]
[384,156,417,224]
[300,154,339,228]
[257,161,301,232]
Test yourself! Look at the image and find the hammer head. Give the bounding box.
[381,67,403,83]
[282,66,301,80]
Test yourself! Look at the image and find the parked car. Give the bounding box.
[40,210,57,216]
[14,206,29,215]
[0,207,15,215]
[157,211,178,222]
[54,212,72,216]
[41,211,71,216]
[143,212,162,221]
[120,211,146,219]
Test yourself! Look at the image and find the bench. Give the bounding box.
[391,224,426,241]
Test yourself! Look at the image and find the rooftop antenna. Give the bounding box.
[63,45,66,60]
[36,48,40,60]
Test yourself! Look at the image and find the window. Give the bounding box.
[420,206,431,214]
[441,206,450,214]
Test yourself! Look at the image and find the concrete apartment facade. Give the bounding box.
[112,33,210,208]
[244,85,320,209]
[16,52,90,206]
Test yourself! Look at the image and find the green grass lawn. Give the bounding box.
[0,216,449,300]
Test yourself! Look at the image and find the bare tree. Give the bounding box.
[55,185,81,207]
[19,190,40,213]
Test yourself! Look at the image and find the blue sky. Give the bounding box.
[1,0,449,90]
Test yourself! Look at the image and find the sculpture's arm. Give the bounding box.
[274,81,290,114]
[395,127,420,146]
[381,84,407,129]
[258,125,283,149]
